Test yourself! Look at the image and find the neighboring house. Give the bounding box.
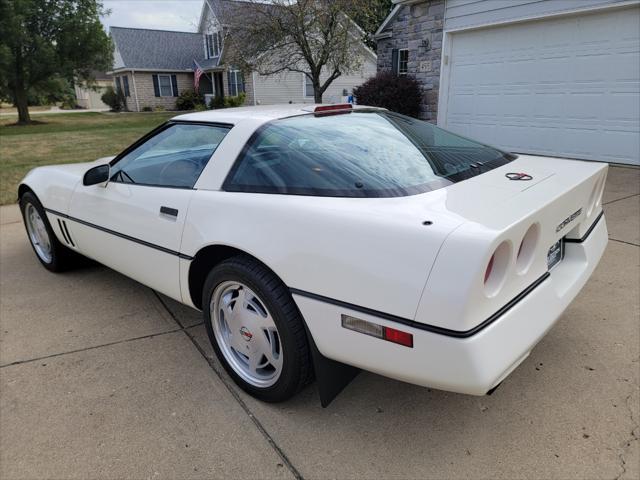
[376,0,640,166]
[74,71,112,110]
[108,0,377,112]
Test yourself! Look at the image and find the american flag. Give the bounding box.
[193,60,204,91]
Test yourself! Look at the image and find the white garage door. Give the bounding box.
[442,6,640,165]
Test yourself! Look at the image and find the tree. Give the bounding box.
[215,0,378,103]
[0,0,113,124]
[351,0,394,51]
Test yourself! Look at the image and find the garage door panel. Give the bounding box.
[444,6,640,165]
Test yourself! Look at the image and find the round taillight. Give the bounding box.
[516,223,540,274]
[485,254,495,284]
[484,241,512,297]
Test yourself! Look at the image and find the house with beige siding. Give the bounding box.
[108,0,377,112]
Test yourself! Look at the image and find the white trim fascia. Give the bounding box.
[443,0,640,33]
[374,4,402,37]
[435,30,452,128]
[110,68,193,74]
[374,31,393,40]
[130,70,140,112]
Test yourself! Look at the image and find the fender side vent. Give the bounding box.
[57,219,75,247]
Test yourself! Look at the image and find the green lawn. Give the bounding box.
[0,111,175,205]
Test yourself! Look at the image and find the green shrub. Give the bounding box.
[224,92,246,108]
[60,94,78,110]
[194,103,207,112]
[154,105,166,112]
[176,89,205,110]
[101,86,126,112]
[209,95,225,109]
[141,106,152,112]
[353,72,422,118]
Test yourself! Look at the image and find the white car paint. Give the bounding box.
[19,104,608,396]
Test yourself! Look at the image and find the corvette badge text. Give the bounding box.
[557,208,583,233]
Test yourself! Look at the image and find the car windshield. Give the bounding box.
[223,110,516,197]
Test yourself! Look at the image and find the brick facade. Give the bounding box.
[377,1,444,122]
[117,72,194,112]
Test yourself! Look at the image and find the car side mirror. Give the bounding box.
[83,164,110,187]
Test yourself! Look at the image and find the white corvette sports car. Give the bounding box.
[19,104,608,405]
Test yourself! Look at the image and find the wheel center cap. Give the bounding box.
[239,326,253,342]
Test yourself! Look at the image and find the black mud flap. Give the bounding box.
[303,323,360,407]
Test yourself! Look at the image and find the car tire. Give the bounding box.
[203,255,313,402]
[19,191,82,272]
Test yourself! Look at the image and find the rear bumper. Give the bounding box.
[294,215,608,395]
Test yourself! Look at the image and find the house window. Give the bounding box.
[398,49,409,76]
[206,32,221,58]
[228,70,244,96]
[158,75,173,97]
[115,77,122,94]
[214,31,221,56]
[304,74,314,98]
[122,75,130,97]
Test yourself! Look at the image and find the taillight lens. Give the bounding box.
[483,241,512,297]
[484,255,495,284]
[516,223,540,274]
[342,315,413,348]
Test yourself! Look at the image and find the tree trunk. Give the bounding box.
[313,77,323,103]
[14,50,31,124]
[15,87,30,124]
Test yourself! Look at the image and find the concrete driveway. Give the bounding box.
[1,165,638,480]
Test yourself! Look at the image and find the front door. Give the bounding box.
[213,72,224,100]
[67,122,231,301]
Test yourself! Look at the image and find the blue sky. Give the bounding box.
[101,0,204,32]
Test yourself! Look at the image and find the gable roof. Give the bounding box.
[110,27,206,71]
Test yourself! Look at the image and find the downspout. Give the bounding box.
[131,70,140,112]
[252,71,258,105]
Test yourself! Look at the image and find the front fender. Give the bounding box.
[19,157,114,212]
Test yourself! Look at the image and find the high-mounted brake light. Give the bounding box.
[341,315,413,348]
[313,104,353,113]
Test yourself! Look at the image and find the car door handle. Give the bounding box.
[160,206,178,217]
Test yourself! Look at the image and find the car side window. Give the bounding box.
[110,123,230,188]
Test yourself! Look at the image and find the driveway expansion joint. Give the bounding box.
[603,193,640,207]
[0,324,202,368]
[151,290,304,480]
[609,238,640,248]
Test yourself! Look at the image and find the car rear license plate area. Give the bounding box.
[547,239,565,271]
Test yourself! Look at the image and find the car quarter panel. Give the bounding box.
[416,156,608,332]
[180,190,464,320]
[296,216,608,394]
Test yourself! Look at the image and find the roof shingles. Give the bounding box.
[110,27,212,71]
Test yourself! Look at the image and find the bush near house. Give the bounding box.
[176,89,205,111]
[208,92,246,110]
[101,86,126,112]
[354,72,422,118]
[224,92,246,108]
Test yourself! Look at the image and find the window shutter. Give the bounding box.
[391,49,399,75]
[239,71,245,93]
[227,70,233,96]
[171,75,178,97]
[123,76,130,97]
[152,75,160,97]
[205,35,211,59]
[115,77,122,93]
